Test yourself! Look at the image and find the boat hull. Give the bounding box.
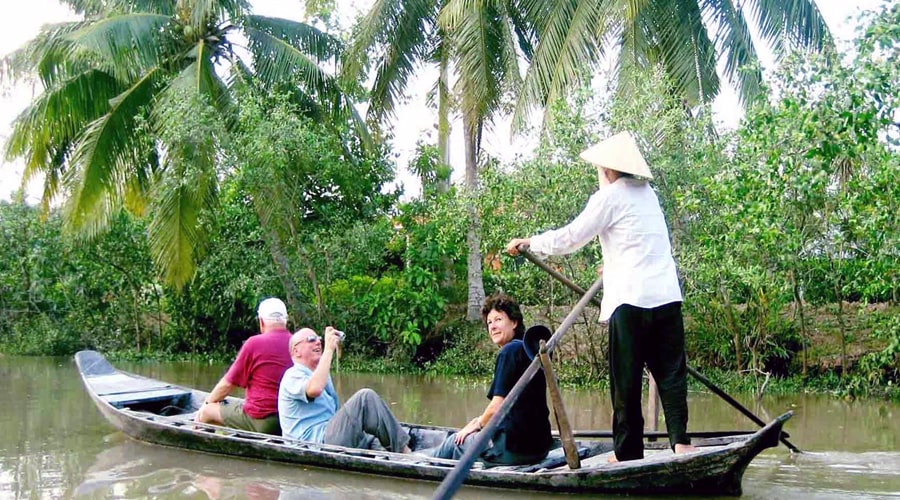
[75,350,789,495]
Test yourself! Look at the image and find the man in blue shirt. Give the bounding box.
[278,326,411,453]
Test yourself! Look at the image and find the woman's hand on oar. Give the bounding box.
[505,238,530,256]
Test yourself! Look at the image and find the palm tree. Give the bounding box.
[347,0,535,320]
[344,0,453,184]
[1,0,366,288]
[511,0,832,129]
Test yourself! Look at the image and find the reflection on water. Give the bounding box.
[2,356,900,499]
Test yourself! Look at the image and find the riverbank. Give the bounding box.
[3,300,896,401]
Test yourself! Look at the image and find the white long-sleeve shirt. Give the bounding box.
[529,177,682,321]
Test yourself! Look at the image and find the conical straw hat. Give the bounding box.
[579,131,653,180]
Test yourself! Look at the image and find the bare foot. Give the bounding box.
[402,445,412,454]
[674,443,698,454]
[607,454,619,463]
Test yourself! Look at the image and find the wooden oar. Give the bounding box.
[517,248,802,454]
[559,429,755,439]
[431,277,605,500]
[686,366,800,452]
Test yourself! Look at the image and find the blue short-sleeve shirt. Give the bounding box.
[278,363,339,442]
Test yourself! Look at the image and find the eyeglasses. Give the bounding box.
[291,333,321,349]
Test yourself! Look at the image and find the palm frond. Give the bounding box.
[145,42,231,287]
[641,0,719,105]
[65,68,161,238]
[178,0,248,32]
[147,84,223,287]
[172,41,237,129]
[497,1,525,90]
[513,0,614,131]
[244,15,343,65]
[65,13,172,81]
[243,19,358,126]
[506,0,539,59]
[243,17,340,103]
[343,0,438,123]
[147,159,217,288]
[748,0,831,55]
[698,0,764,105]
[1,21,90,87]
[58,0,111,16]
[60,0,177,16]
[442,0,520,132]
[5,68,123,203]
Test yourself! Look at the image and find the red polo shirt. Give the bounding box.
[224,328,292,419]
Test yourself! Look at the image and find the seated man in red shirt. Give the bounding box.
[194,297,293,435]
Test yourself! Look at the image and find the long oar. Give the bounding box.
[431,277,605,500]
[518,248,802,454]
[685,366,800,452]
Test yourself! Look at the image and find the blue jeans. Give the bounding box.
[428,429,549,465]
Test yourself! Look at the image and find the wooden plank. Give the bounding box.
[647,372,660,433]
[539,340,580,470]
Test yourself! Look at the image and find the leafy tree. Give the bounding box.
[2,0,367,287]
[227,91,397,323]
[681,3,900,378]
[0,196,159,355]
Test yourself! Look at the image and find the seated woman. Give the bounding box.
[428,292,553,465]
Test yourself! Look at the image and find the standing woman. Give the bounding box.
[506,131,696,462]
[428,292,552,465]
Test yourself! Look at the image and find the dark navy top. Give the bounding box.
[488,339,552,454]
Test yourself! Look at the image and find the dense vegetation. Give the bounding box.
[1,2,898,400]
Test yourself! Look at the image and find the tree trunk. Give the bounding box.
[437,52,451,194]
[261,225,306,323]
[790,270,809,377]
[463,111,485,321]
[719,284,742,372]
[834,262,847,377]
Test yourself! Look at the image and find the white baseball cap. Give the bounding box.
[257,297,288,322]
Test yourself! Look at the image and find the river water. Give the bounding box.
[1,356,898,499]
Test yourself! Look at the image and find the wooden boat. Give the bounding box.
[75,350,791,495]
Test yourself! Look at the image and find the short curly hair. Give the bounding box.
[481,292,525,340]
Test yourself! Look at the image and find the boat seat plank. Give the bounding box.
[88,373,175,396]
[103,388,191,406]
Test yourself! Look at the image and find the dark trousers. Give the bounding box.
[608,301,689,461]
[323,388,410,453]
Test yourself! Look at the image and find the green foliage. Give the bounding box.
[424,320,496,377]
[0,198,160,355]
[846,314,900,398]
[513,0,831,130]
[323,272,447,352]
[1,0,366,288]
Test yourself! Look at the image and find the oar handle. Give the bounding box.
[519,249,602,309]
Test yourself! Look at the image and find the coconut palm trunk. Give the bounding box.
[463,112,485,320]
